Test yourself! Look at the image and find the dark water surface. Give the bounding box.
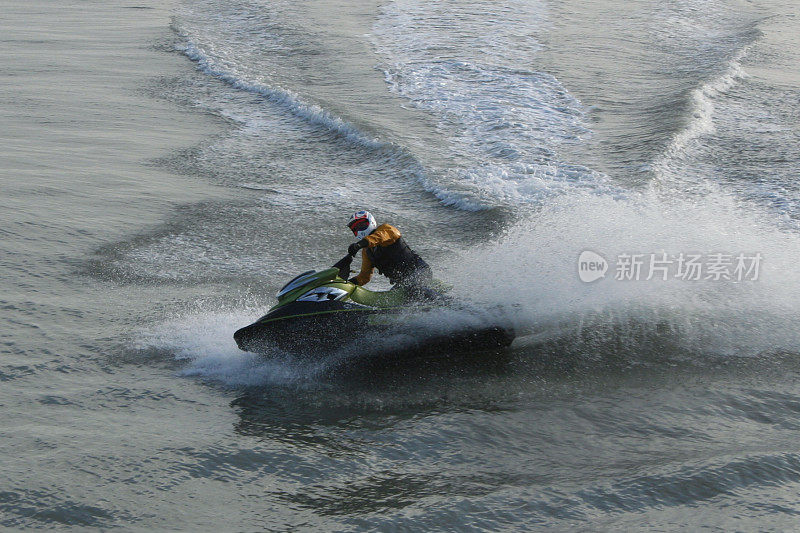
[3,0,800,530]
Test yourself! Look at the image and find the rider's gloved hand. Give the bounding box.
[348,239,368,257]
[347,277,359,285]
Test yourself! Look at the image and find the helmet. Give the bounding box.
[347,210,377,240]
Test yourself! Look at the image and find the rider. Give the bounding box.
[346,210,433,293]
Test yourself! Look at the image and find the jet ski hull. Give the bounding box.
[233,260,515,364]
[234,301,387,354]
[233,300,514,358]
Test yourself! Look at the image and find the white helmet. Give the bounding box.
[347,210,377,240]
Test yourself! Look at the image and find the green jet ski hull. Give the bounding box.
[233,260,515,360]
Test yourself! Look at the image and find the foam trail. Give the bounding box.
[172,25,456,211]
[651,44,752,189]
[176,40,386,150]
[177,35,491,213]
[372,0,619,210]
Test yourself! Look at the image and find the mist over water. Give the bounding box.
[4,0,800,529]
[447,190,800,359]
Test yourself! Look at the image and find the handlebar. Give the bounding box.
[332,254,354,281]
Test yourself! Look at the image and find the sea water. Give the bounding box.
[3,0,800,529]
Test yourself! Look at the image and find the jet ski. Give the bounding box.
[233,255,515,361]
